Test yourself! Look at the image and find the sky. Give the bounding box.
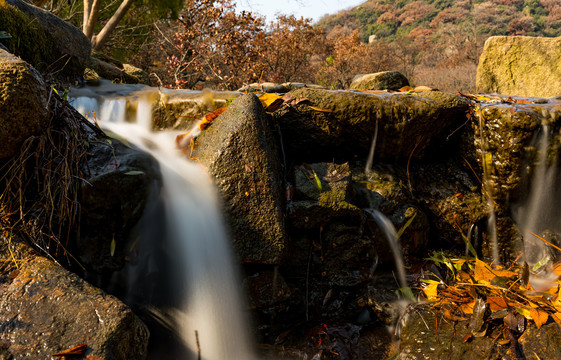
[235,0,366,23]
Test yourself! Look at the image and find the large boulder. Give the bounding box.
[78,135,161,273]
[273,88,470,162]
[190,94,287,264]
[476,36,561,98]
[350,71,409,91]
[467,96,561,261]
[0,49,49,157]
[0,0,90,81]
[0,238,149,360]
[86,56,151,85]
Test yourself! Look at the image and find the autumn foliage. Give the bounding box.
[124,0,561,92]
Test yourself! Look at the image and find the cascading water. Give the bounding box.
[70,86,255,360]
[515,124,555,265]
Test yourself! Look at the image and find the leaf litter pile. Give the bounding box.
[418,251,561,352]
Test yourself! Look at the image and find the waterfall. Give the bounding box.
[70,89,255,360]
[515,125,560,265]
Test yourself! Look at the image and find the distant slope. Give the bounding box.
[317,0,561,43]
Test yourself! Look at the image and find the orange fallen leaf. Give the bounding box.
[529,308,549,329]
[474,259,517,284]
[551,312,561,329]
[414,86,433,91]
[309,106,333,113]
[487,296,507,312]
[460,299,476,314]
[553,262,561,276]
[52,343,87,358]
[399,86,414,92]
[199,107,227,130]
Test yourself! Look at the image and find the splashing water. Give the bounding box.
[365,119,379,173]
[477,111,500,265]
[364,209,409,295]
[70,90,255,360]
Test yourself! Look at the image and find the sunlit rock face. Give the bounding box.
[477,36,561,98]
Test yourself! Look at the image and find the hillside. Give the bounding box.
[316,0,560,92]
[318,0,561,43]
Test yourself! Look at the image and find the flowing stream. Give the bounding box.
[70,84,255,360]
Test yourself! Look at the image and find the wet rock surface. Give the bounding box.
[0,238,149,360]
[273,88,470,162]
[78,136,161,274]
[0,49,49,158]
[191,94,288,264]
[153,89,240,130]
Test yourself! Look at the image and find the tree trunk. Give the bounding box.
[91,0,135,51]
[83,0,91,36]
[84,0,102,39]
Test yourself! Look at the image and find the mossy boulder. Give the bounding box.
[0,0,90,81]
[190,94,287,264]
[288,162,362,229]
[476,36,561,98]
[0,238,149,360]
[350,71,409,91]
[0,49,49,158]
[408,159,488,248]
[86,56,151,85]
[353,166,430,264]
[273,88,469,162]
[153,89,240,130]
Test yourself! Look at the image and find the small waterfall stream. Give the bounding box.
[70,86,255,359]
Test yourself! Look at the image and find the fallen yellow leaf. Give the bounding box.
[423,282,439,300]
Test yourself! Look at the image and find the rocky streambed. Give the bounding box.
[3,1,561,358]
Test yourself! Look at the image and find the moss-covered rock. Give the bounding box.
[354,166,430,264]
[0,238,149,360]
[273,88,469,162]
[0,0,90,82]
[0,49,49,158]
[153,89,239,130]
[350,71,409,91]
[476,36,561,98]
[190,94,287,264]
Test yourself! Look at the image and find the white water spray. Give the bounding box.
[70,91,255,360]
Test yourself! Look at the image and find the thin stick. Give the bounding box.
[195,330,201,360]
[529,231,561,253]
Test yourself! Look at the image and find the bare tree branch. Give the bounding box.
[91,0,135,51]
